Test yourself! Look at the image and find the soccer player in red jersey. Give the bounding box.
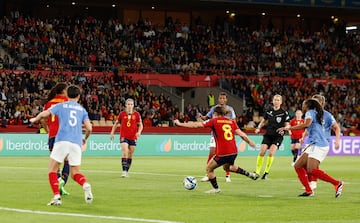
[198,92,236,183]
[110,98,143,177]
[41,82,70,195]
[174,106,257,193]
[289,110,305,165]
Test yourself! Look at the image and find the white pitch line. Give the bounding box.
[0,207,184,223]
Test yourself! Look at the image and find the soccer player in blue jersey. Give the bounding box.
[278,99,344,198]
[30,85,93,206]
[304,94,342,189]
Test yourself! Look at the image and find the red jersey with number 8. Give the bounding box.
[202,117,239,156]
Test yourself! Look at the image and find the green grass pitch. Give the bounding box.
[0,156,359,223]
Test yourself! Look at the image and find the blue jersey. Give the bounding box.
[323,110,336,141]
[305,109,328,147]
[206,105,236,120]
[50,101,90,147]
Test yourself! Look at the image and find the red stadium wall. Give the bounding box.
[6,69,360,87]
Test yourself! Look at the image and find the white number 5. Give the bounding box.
[69,110,77,126]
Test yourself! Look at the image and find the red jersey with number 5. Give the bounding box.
[117,111,142,140]
[202,117,239,156]
[43,95,68,138]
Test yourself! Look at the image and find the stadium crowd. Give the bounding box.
[0,68,359,134]
[0,13,359,78]
[0,13,359,134]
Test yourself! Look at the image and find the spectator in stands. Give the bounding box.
[1,115,7,127]
[106,110,116,122]
[236,115,247,130]
[207,92,215,107]
[7,114,17,125]
[89,110,101,121]
[143,110,154,127]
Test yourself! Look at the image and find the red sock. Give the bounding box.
[207,153,215,163]
[308,173,318,182]
[73,173,87,186]
[295,167,312,193]
[49,172,60,195]
[310,169,339,186]
[225,171,230,177]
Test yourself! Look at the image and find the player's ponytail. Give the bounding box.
[47,82,67,101]
[305,99,323,124]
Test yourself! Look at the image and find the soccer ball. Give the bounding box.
[183,176,197,190]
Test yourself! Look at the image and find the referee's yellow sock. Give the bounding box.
[264,156,274,173]
[255,155,264,174]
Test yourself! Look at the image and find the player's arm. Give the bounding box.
[288,120,293,136]
[30,110,51,123]
[109,119,120,140]
[198,113,209,121]
[83,119,92,141]
[283,121,290,135]
[235,129,256,148]
[136,120,143,138]
[255,119,268,134]
[299,129,308,144]
[331,122,341,149]
[278,118,312,133]
[40,117,49,133]
[199,107,213,121]
[174,119,203,128]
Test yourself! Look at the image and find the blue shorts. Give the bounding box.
[291,138,300,144]
[120,138,137,146]
[48,137,55,152]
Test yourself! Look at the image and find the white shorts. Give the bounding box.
[209,136,216,148]
[304,145,329,163]
[50,141,82,166]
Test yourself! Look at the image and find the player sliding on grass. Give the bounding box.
[174,106,257,194]
[277,99,344,198]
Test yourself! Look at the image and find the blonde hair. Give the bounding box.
[125,98,135,113]
[273,94,282,101]
[125,98,134,104]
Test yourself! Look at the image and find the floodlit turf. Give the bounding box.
[0,156,359,223]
